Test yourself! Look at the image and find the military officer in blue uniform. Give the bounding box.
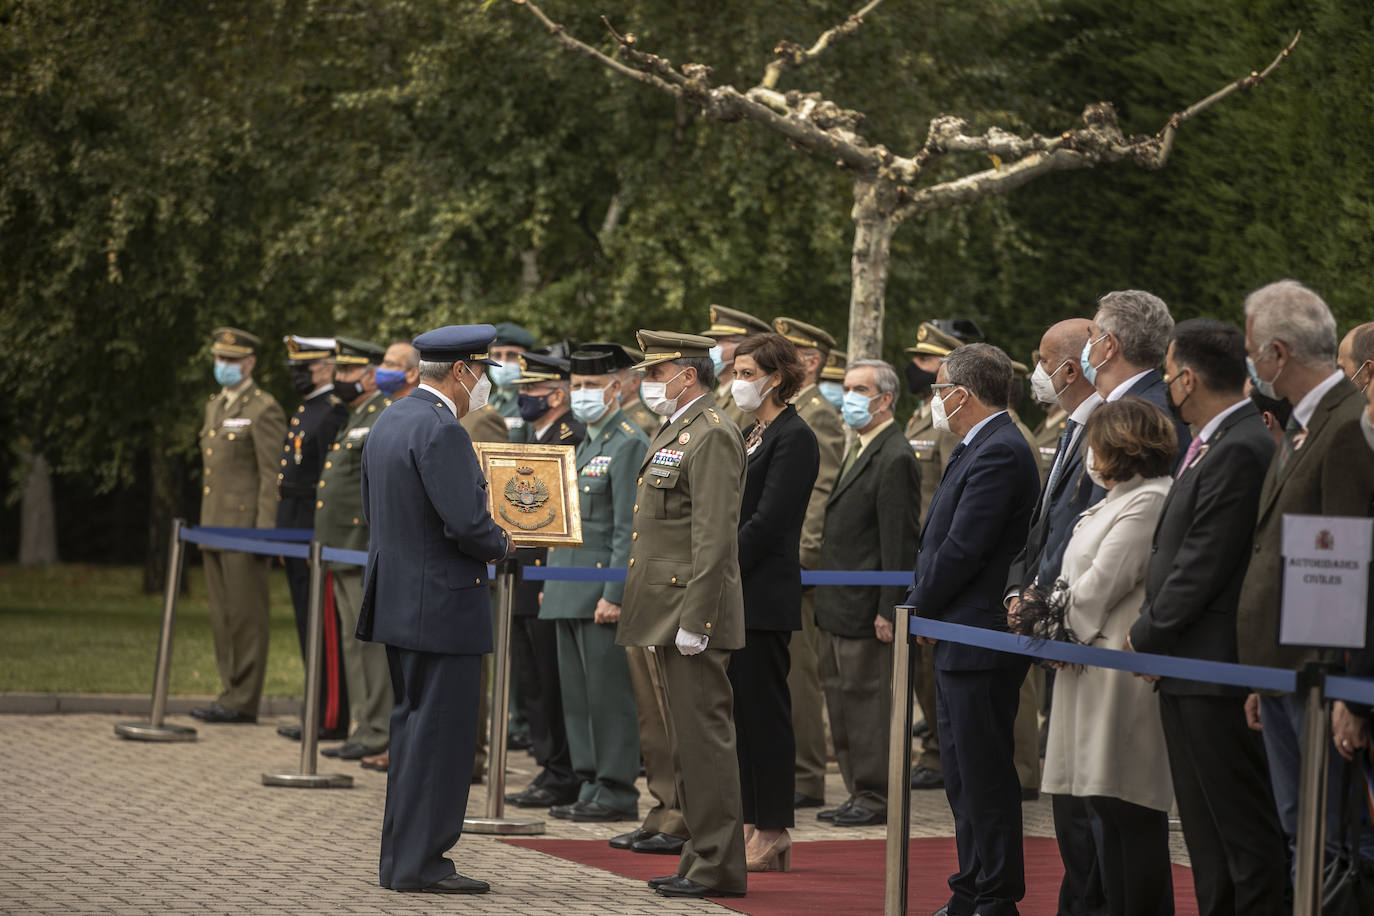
[541,349,650,822]
[356,324,510,895]
[275,335,350,741]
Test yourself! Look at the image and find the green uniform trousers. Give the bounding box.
[625,646,686,838]
[555,619,640,813]
[788,589,829,801]
[915,641,941,772]
[203,549,271,717]
[658,647,747,894]
[818,630,891,813]
[332,568,392,751]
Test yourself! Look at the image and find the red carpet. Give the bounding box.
[502,836,1199,915]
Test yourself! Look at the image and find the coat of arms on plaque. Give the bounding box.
[474,443,583,548]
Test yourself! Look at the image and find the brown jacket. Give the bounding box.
[792,382,846,569]
[199,379,286,528]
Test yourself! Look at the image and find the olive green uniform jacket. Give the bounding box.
[199,379,287,528]
[314,391,391,562]
[791,382,846,570]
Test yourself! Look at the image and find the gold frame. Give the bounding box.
[474,442,583,548]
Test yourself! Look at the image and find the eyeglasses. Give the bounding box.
[930,383,959,392]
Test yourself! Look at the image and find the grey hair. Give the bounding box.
[672,356,716,391]
[849,359,899,398]
[942,343,1012,408]
[1096,290,1174,368]
[417,359,456,383]
[1243,279,1338,367]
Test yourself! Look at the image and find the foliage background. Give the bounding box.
[1,0,1368,567]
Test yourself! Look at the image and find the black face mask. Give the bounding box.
[333,377,363,403]
[290,365,317,397]
[905,362,938,395]
[518,392,551,422]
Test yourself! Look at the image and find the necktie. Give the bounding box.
[1277,416,1304,472]
[1176,435,1204,478]
[942,442,968,480]
[840,441,861,478]
[1044,419,1078,497]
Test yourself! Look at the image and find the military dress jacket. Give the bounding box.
[540,409,649,619]
[618,395,747,650]
[199,379,287,529]
[356,388,509,655]
[460,403,510,444]
[621,395,661,438]
[509,411,584,617]
[905,402,961,528]
[791,382,846,571]
[275,389,347,529]
[314,391,391,563]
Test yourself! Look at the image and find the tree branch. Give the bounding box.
[760,0,886,89]
[511,0,682,96]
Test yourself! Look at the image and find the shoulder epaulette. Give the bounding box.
[705,408,721,424]
[620,421,635,435]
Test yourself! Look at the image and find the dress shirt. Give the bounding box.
[1106,369,1153,403]
[1195,397,1250,444]
[1290,370,1345,429]
[960,410,1006,446]
[670,393,708,425]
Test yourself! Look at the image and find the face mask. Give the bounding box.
[731,375,774,412]
[642,369,687,417]
[489,361,522,389]
[289,364,317,397]
[214,360,244,388]
[931,387,965,433]
[461,367,491,412]
[570,387,611,424]
[1246,346,1284,400]
[373,368,407,395]
[841,391,881,429]
[709,345,729,377]
[1029,359,1070,406]
[905,362,938,395]
[1085,445,1110,489]
[333,377,364,403]
[1165,370,1191,421]
[518,391,551,422]
[819,381,844,410]
[1080,333,1110,386]
[1350,362,1371,395]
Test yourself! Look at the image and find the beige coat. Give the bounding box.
[1041,475,1174,813]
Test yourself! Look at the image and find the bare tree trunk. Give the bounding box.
[847,176,898,361]
[18,443,57,566]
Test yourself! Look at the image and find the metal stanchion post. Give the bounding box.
[263,540,352,788]
[465,556,543,835]
[116,518,197,742]
[1292,661,1330,916]
[884,605,916,916]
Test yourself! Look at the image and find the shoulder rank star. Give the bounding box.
[651,448,684,468]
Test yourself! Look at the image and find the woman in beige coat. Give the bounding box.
[1041,398,1178,916]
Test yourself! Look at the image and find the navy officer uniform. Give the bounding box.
[357,324,510,895]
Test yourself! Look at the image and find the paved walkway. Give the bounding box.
[0,711,1185,914]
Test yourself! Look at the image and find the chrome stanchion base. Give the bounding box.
[463,816,545,835]
[114,721,197,742]
[261,772,354,788]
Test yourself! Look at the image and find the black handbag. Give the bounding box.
[1322,753,1374,914]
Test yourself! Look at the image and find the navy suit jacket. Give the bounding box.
[908,412,1040,671]
[356,388,509,655]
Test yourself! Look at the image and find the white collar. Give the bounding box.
[1196,397,1250,443]
[670,393,708,424]
[418,383,457,419]
[1291,370,1345,429]
[961,410,1006,446]
[1106,369,1153,403]
[304,383,334,401]
[1069,392,1103,426]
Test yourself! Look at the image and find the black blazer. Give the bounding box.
[738,405,820,631]
[814,421,922,638]
[1129,402,1274,694]
[1005,405,1094,596]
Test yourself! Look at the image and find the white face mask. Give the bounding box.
[1030,359,1070,407]
[931,386,965,433]
[461,366,492,412]
[730,374,774,413]
[1085,445,1110,489]
[642,369,687,417]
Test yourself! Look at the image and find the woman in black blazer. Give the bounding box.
[729,332,820,873]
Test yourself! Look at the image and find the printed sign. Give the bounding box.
[1278,514,1372,650]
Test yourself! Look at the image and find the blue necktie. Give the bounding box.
[1045,419,1078,498]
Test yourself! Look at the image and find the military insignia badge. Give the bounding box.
[651,448,684,468]
[501,466,554,530]
[678,432,691,445]
[473,442,583,548]
[583,456,612,478]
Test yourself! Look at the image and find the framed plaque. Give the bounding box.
[474,442,583,548]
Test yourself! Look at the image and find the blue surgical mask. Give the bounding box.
[1247,348,1284,400]
[709,344,728,377]
[214,360,243,387]
[373,368,406,395]
[841,391,880,429]
[489,361,522,389]
[819,381,844,410]
[1080,333,1109,386]
[570,388,610,424]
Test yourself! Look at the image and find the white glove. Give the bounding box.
[675,627,709,656]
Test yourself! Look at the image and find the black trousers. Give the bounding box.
[379,647,481,890]
[1083,795,1173,916]
[728,629,795,829]
[1052,793,1108,916]
[509,613,577,789]
[1159,693,1287,916]
[937,663,1028,916]
[282,542,348,733]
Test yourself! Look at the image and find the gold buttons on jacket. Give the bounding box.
[638,477,643,486]
[631,532,638,540]
[584,485,590,492]
[705,622,712,629]
[324,461,332,469]
[205,448,213,456]
[332,443,340,451]
[316,500,324,509]
[633,504,639,513]
[318,480,326,487]
[628,558,636,567]
[670,576,678,585]
[352,517,359,525]
[203,486,211,494]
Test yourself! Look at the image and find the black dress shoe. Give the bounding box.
[404,873,489,895]
[631,832,686,855]
[910,765,945,790]
[647,874,681,889]
[321,742,377,760]
[832,803,886,827]
[610,827,652,850]
[506,785,573,808]
[572,801,638,823]
[818,798,855,822]
[655,876,745,899]
[189,703,256,724]
[550,802,580,819]
[277,723,349,741]
[507,731,533,751]
[793,792,824,809]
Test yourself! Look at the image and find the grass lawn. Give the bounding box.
[0,563,305,696]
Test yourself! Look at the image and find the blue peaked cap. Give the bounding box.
[412,324,501,365]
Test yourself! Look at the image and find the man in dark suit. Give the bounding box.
[1127,319,1286,916]
[908,344,1040,916]
[814,358,921,828]
[1235,280,1374,856]
[1004,318,1106,916]
[357,324,510,895]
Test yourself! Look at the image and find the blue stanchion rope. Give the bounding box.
[189,526,313,542]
